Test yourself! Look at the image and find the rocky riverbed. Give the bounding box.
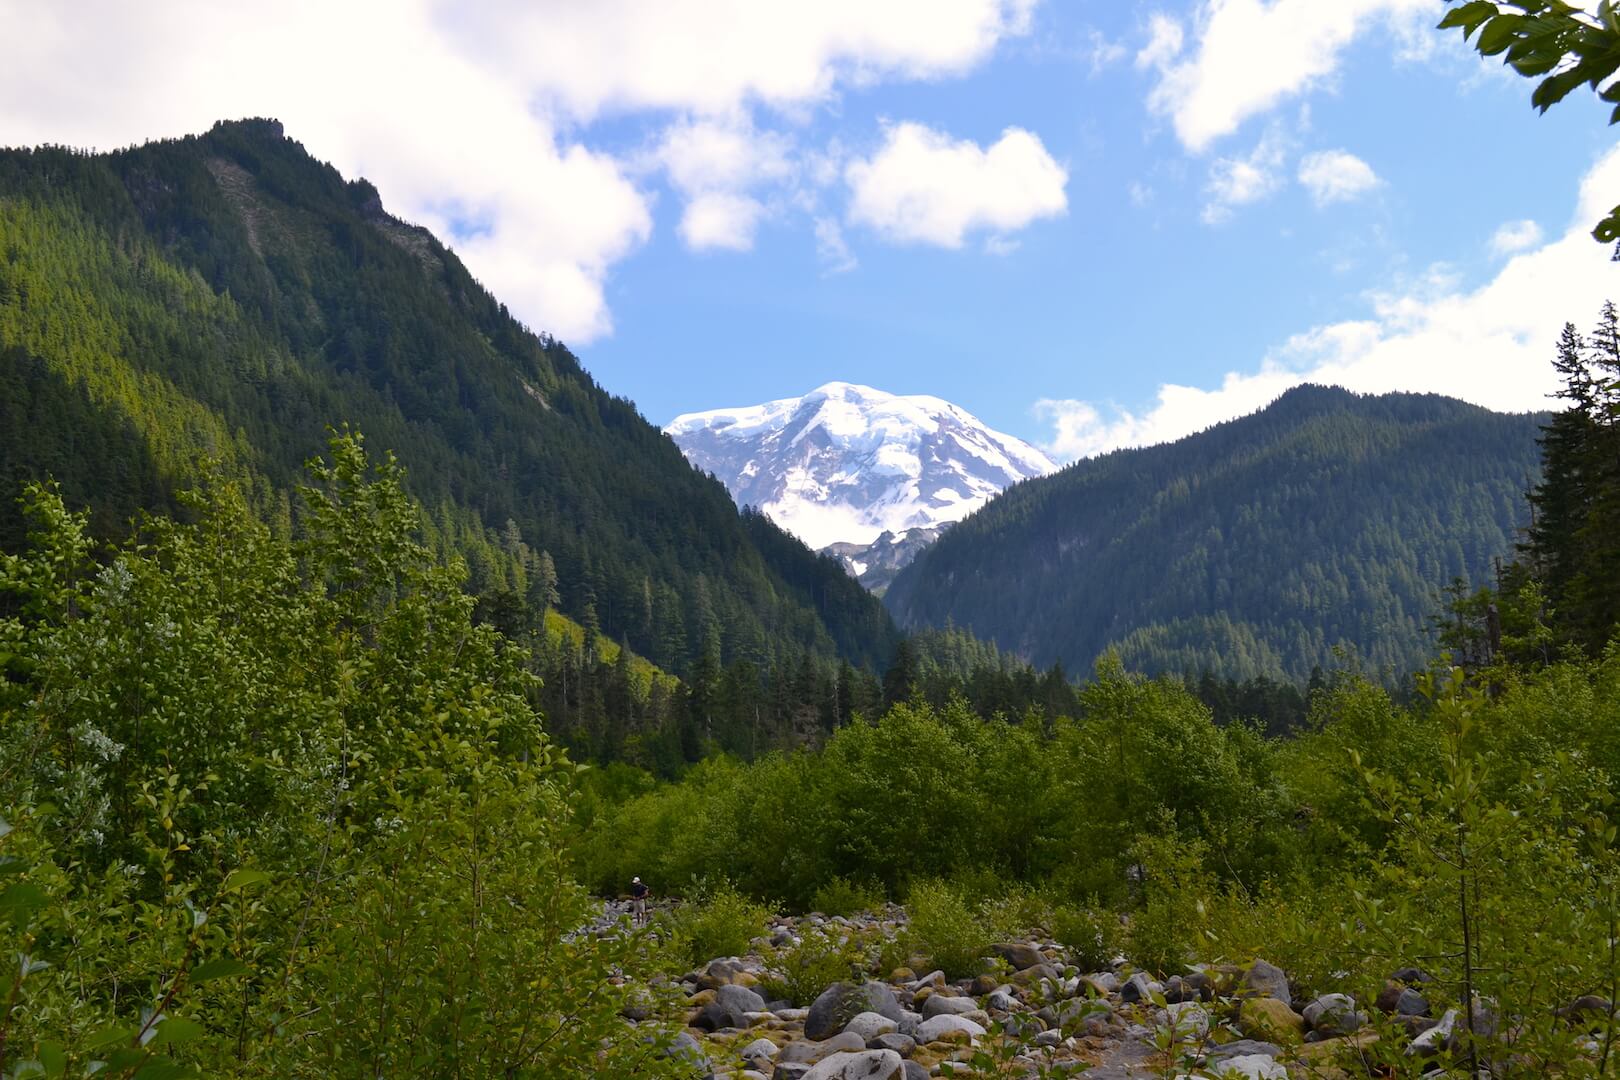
[619,905,1610,1079]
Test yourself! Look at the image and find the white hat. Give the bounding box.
[633,876,641,883]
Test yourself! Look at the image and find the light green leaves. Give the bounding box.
[188,957,250,983]
[149,1016,204,1048]
[219,868,270,894]
[0,883,47,929]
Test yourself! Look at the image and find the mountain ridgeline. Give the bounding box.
[0,119,896,675]
[885,386,1547,682]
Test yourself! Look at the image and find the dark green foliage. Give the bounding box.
[887,386,1545,683]
[0,119,897,681]
[1522,304,1620,654]
[1439,1,1620,246]
[904,879,993,978]
[0,435,692,1077]
[657,882,777,970]
[904,624,1084,723]
[581,665,1296,912]
[760,924,872,1006]
[1187,670,1310,737]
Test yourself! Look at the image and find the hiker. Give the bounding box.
[630,876,649,926]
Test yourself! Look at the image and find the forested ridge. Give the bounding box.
[886,385,1546,683]
[0,118,896,682]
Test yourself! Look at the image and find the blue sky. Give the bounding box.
[5,0,1618,457]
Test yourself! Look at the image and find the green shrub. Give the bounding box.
[979,884,1053,941]
[659,880,775,969]
[1125,825,1215,976]
[907,879,992,978]
[1050,904,1123,972]
[874,926,915,978]
[760,924,868,1005]
[810,876,884,917]
[0,443,695,1078]
[1200,879,1359,998]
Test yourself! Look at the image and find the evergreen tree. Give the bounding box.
[882,638,920,709]
[1524,304,1620,654]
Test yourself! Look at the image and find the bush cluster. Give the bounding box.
[581,643,1620,1070]
[0,438,695,1078]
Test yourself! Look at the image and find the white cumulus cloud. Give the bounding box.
[657,116,794,195]
[1491,219,1545,256]
[1202,127,1287,224]
[1136,14,1186,71]
[1145,0,1433,153]
[656,116,793,252]
[845,122,1069,247]
[451,0,1038,119]
[1298,149,1382,206]
[1038,144,1620,461]
[0,0,1037,342]
[679,193,768,252]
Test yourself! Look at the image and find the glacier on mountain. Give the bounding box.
[666,382,1056,582]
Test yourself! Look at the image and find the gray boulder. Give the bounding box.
[1407,1008,1457,1058]
[1559,994,1614,1025]
[914,1013,986,1044]
[1205,1039,1281,1064]
[781,1032,867,1064]
[696,982,770,1030]
[1163,1000,1210,1039]
[1302,992,1365,1036]
[992,941,1047,971]
[1212,1055,1287,1079]
[806,982,903,1040]
[1394,988,1429,1016]
[661,1031,713,1074]
[843,1011,899,1042]
[801,1050,905,1080]
[986,989,1019,1012]
[1038,996,1108,1031]
[720,983,768,1013]
[739,1037,780,1062]
[1239,960,1291,1007]
[920,993,980,1019]
[870,1032,915,1056]
[1119,972,1154,1003]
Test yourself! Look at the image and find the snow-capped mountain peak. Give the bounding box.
[665,383,1056,557]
